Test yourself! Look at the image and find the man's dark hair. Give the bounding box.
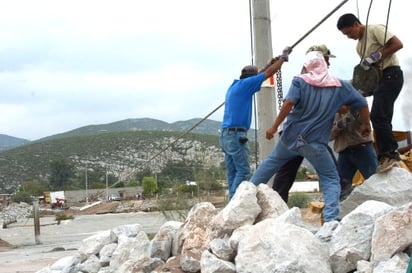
[337,13,361,30]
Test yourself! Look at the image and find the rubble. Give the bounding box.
[28,167,412,273]
[0,202,32,228]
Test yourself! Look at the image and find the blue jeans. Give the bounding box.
[220,130,250,199]
[251,141,340,222]
[370,66,403,159]
[338,142,378,182]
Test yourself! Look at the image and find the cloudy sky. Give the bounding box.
[1,0,410,140]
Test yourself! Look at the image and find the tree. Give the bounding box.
[142,176,158,195]
[21,180,49,196]
[159,161,195,182]
[49,159,74,190]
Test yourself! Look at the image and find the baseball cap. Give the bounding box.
[306,44,336,58]
[240,65,258,79]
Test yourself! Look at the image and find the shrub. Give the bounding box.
[287,192,311,208]
[55,212,74,224]
[11,191,32,203]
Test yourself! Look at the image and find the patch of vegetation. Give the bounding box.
[55,212,74,224]
[287,192,311,208]
[11,191,32,203]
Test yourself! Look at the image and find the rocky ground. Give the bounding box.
[0,196,322,273]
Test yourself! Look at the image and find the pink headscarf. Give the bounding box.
[297,51,341,87]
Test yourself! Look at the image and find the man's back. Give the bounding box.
[281,77,366,148]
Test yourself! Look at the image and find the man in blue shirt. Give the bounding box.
[250,51,371,222]
[220,47,290,199]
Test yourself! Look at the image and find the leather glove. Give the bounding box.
[361,51,382,68]
[279,46,292,61]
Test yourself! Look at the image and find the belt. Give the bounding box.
[222,127,247,132]
[345,141,372,150]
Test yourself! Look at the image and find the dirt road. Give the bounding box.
[0,211,169,273]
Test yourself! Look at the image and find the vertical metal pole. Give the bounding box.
[33,200,41,244]
[252,0,277,162]
[106,167,109,202]
[85,167,88,203]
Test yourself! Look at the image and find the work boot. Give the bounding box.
[376,156,400,173]
[339,178,353,201]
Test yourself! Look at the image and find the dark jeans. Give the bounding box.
[272,156,303,203]
[338,142,378,183]
[370,66,403,159]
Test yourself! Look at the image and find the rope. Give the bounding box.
[290,0,351,50]
[360,0,392,69]
[275,0,351,106]
[114,0,388,185]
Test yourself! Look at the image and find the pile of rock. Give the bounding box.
[36,167,412,273]
[0,202,32,228]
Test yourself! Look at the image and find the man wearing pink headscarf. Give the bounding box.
[250,51,371,222]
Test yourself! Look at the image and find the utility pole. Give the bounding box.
[85,166,89,204]
[251,0,278,162]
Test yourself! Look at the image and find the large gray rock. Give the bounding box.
[341,167,412,217]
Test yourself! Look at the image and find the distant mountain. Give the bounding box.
[0,134,30,152]
[0,130,227,193]
[36,118,223,142]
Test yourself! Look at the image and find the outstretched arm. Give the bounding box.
[265,99,294,140]
[259,46,292,80]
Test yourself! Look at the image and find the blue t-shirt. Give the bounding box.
[222,73,265,129]
[281,77,367,150]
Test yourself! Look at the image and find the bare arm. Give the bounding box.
[259,47,291,80]
[265,99,294,140]
[261,58,286,80]
[381,35,403,57]
[358,105,372,137]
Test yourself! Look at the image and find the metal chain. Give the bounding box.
[276,69,283,110]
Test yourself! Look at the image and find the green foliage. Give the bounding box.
[142,176,158,195]
[127,181,139,187]
[49,159,74,191]
[295,167,307,180]
[21,180,49,196]
[90,182,106,189]
[12,191,32,203]
[134,168,153,183]
[176,184,198,195]
[287,192,311,208]
[194,165,225,191]
[160,161,195,182]
[114,181,125,188]
[55,212,74,224]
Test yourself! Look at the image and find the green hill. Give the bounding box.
[0,130,228,193]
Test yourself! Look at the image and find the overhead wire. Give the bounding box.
[114,0,394,185]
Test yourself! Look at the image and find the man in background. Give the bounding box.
[330,106,378,199]
[337,13,404,173]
